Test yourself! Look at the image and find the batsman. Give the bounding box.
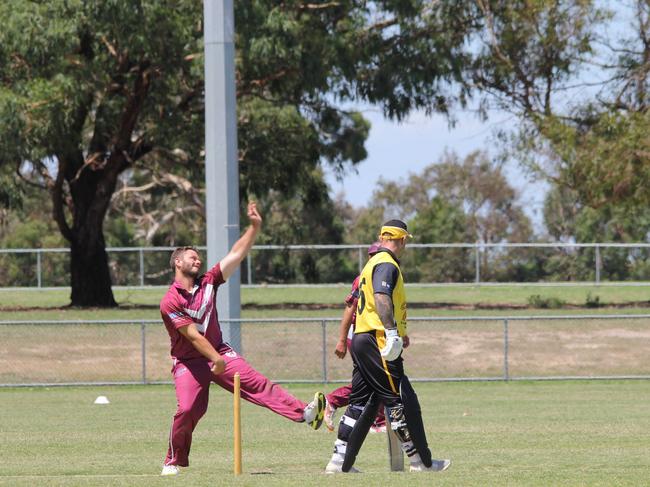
[325,219,451,474]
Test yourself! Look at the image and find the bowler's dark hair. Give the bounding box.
[170,246,200,272]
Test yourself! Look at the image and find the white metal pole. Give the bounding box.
[204,0,241,352]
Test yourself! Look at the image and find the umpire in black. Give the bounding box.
[325,219,451,474]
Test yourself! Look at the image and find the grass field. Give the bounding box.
[2,285,650,485]
[2,283,650,321]
[1,381,649,486]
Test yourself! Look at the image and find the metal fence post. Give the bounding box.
[503,319,509,381]
[36,251,42,288]
[141,322,147,384]
[475,243,481,285]
[595,244,601,284]
[358,247,363,275]
[139,249,145,287]
[247,254,252,285]
[322,320,328,383]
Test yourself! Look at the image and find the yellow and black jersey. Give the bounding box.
[355,249,407,337]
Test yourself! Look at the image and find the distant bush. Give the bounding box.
[527,294,566,309]
[585,292,602,308]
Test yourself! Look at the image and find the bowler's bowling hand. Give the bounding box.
[248,201,262,229]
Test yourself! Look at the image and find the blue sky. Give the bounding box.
[324,107,549,232]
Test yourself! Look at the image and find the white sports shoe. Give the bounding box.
[324,400,336,431]
[410,459,451,472]
[303,392,326,430]
[369,424,387,434]
[161,464,180,476]
[325,458,361,474]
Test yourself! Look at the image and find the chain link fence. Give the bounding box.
[2,314,650,387]
[3,243,650,288]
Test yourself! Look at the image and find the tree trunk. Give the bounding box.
[64,159,121,308]
[52,59,152,307]
[70,237,117,307]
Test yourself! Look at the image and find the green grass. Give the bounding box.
[2,287,650,484]
[1,381,649,486]
[2,283,650,307]
[2,284,650,321]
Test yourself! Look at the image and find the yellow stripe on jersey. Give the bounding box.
[376,330,398,394]
[355,251,407,337]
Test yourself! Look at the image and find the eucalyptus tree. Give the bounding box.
[0,1,479,305]
[472,0,650,211]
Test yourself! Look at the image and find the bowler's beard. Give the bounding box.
[180,263,200,278]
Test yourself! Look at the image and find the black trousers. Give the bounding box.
[349,330,404,408]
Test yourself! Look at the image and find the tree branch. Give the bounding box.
[52,157,73,242]
[299,2,340,10]
[15,166,47,191]
[476,0,536,114]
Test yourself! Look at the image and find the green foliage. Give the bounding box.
[536,111,650,209]
[0,184,67,287]
[542,185,650,281]
[0,170,23,211]
[585,292,601,308]
[406,196,473,282]
[474,1,650,217]
[345,150,535,283]
[7,0,650,293]
[430,153,535,288]
[252,169,355,284]
[527,294,566,309]
[471,0,605,117]
[479,1,650,282]
[0,1,486,302]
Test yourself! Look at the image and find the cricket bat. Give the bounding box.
[385,406,404,471]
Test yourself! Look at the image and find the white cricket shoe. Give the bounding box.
[161,464,180,476]
[410,459,451,472]
[325,458,361,474]
[324,400,336,431]
[303,392,326,430]
[369,424,387,434]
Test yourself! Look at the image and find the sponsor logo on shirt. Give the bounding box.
[168,312,182,320]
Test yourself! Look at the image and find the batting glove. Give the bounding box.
[380,328,403,361]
